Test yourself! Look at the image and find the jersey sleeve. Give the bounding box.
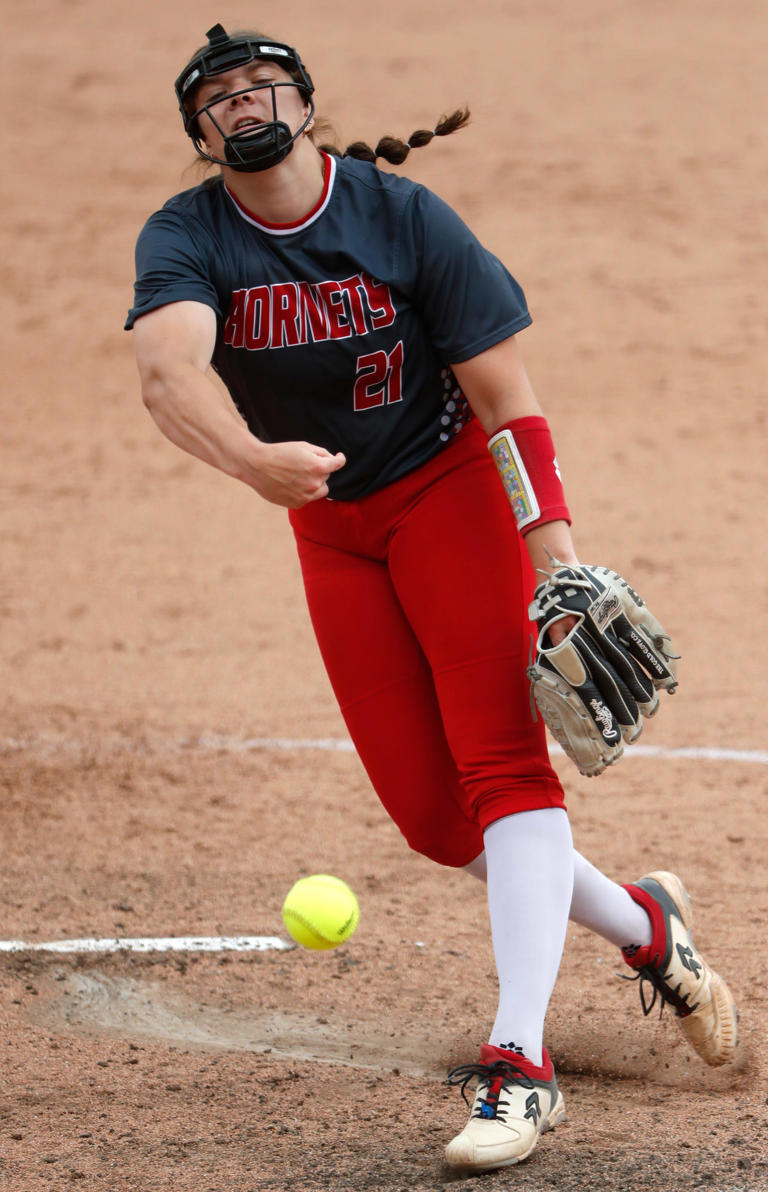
[402,186,531,363]
[125,209,222,330]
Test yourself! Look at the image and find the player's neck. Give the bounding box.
[221,141,326,226]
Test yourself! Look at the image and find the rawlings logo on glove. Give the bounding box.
[527,561,679,777]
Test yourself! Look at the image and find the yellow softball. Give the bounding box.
[281,874,360,950]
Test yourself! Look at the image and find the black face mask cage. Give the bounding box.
[174,26,315,173]
[184,78,316,172]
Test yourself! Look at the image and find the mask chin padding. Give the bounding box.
[224,121,294,173]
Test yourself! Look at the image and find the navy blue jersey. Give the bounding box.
[126,154,531,500]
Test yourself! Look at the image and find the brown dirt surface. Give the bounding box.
[2,2,767,1190]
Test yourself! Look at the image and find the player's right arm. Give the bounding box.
[132,300,345,508]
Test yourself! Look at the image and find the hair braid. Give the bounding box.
[316,107,470,165]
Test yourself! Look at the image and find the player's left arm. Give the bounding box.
[450,334,578,582]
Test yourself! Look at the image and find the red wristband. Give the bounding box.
[488,415,571,534]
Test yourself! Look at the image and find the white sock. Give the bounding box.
[569,851,652,950]
[484,808,574,1067]
[464,847,652,951]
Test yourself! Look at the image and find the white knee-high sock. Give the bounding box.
[568,851,652,949]
[483,808,574,1067]
[464,847,652,951]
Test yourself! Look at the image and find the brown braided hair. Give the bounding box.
[316,108,471,164]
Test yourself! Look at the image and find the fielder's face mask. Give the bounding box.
[174,24,315,173]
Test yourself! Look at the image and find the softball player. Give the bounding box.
[127,25,737,1172]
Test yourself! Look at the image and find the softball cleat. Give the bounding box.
[444,1045,565,1171]
[622,870,738,1067]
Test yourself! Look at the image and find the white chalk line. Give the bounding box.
[196,734,357,754]
[0,935,293,956]
[192,735,768,766]
[1,732,766,766]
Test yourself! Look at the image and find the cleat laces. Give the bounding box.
[446,1059,535,1121]
[622,962,700,1020]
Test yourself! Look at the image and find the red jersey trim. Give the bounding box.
[224,152,336,236]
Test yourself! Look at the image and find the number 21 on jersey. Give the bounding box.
[353,341,404,412]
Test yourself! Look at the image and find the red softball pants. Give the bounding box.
[288,420,565,868]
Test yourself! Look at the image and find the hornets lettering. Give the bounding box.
[224,272,397,350]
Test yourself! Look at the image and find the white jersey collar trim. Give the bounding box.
[224,153,336,236]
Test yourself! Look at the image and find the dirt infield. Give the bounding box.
[2,1,767,1189]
